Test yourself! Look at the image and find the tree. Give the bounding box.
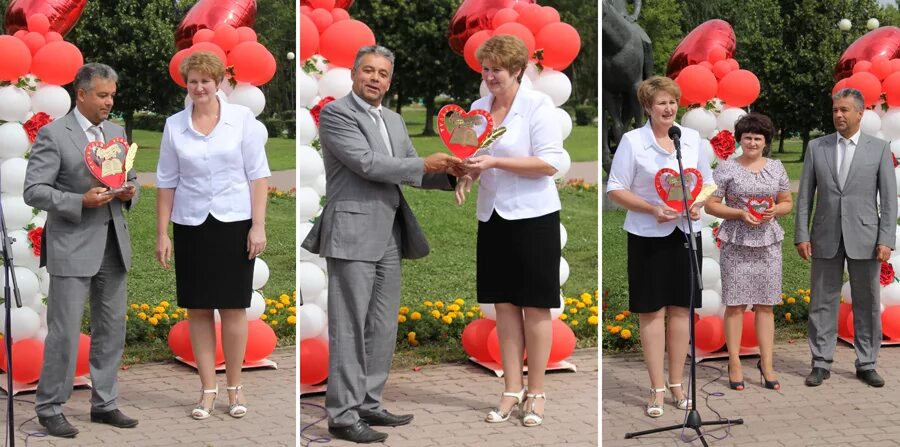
[637,0,684,76]
[255,0,296,117]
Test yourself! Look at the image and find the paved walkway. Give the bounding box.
[300,348,598,447]
[3,347,295,446]
[602,341,900,446]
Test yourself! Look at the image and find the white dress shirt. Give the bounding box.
[836,129,860,176]
[351,92,394,156]
[470,87,564,222]
[157,98,271,226]
[606,121,714,237]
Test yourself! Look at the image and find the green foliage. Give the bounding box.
[637,0,684,75]
[575,105,598,126]
[131,112,167,132]
[255,0,297,117]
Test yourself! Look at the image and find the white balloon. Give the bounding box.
[298,145,325,185]
[252,257,270,290]
[9,229,39,268]
[701,257,721,288]
[298,108,317,145]
[1,158,29,195]
[525,62,541,82]
[251,119,269,147]
[550,293,565,319]
[247,291,265,320]
[560,224,568,250]
[875,130,887,141]
[480,303,497,320]
[3,306,41,340]
[716,107,747,134]
[881,107,900,141]
[35,326,48,342]
[681,109,717,139]
[479,81,489,98]
[313,173,327,196]
[38,302,48,328]
[228,83,266,116]
[299,71,318,108]
[708,98,725,114]
[312,289,328,311]
[309,55,328,74]
[30,85,71,119]
[299,261,327,299]
[318,68,352,99]
[0,122,30,159]
[861,110,882,135]
[1,194,34,231]
[709,278,722,294]
[20,292,41,309]
[554,107,573,140]
[0,86,31,123]
[299,222,317,261]
[552,149,572,180]
[559,257,570,286]
[882,282,900,307]
[29,215,45,229]
[310,255,328,272]
[696,289,723,317]
[39,269,50,296]
[298,186,322,221]
[298,303,327,340]
[533,69,572,107]
[840,280,852,304]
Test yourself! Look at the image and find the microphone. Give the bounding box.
[668,126,682,158]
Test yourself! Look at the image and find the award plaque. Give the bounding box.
[437,104,507,158]
[84,137,138,194]
[654,168,703,213]
[746,197,774,220]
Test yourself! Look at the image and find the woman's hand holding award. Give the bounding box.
[437,104,506,159]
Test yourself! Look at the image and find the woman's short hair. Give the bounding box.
[733,113,776,156]
[179,52,225,85]
[637,76,681,111]
[475,34,529,82]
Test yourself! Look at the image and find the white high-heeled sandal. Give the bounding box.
[645,387,666,418]
[485,388,525,423]
[522,392,546,427]
[667,382,691,410]
[192,387,218,420]
[225,385,248,418]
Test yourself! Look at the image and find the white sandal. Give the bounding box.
[485,388,525,423]
[226,385,248,418]
[645,387,666,418]
[522,392,546,427]
[667,382,691,410]
[191,387,218,420]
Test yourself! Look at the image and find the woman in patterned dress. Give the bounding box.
[704,113,792,391]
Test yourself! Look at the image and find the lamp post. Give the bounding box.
[838,17,879,47]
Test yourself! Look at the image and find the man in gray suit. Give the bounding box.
[795,88,896,388]
[301,45,460,444]
[24,63,139,438]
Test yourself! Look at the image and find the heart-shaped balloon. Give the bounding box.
[299,0,355,9]
[654,168,703,213]
[835,26,900,81]
[437,104,493,159]
[448,0,535,55]
[666,19,736,79]
[84,137,130,189]
[4,0,87,36]
[746,197,774,220]
[175,0,257,50]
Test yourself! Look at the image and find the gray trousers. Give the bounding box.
[809,239,881,371]
[35,226,128,417]
[325,225,401,427]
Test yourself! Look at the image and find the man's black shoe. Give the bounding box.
[38,414,79,438]
[90,409,139,428]
[856,369,885,387]
[328,420,388,443]
[804,367,831,386]
[359,409,414,427]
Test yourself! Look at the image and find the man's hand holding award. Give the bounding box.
[84,137,138,200]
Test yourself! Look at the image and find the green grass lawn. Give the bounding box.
[770,138,808,180]
[130,129,296,173]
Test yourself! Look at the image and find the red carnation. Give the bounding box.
[893,154,898,169]
[27,226,43,258]
[710,130,736,160]
[880,261,896,286]
[712,225,722,249]
[310,96,335,128]
[23,112,53,144]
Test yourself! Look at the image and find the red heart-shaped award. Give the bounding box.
[746,197,774,220]
[654,168,703,213]
[84,137,129,189]
[175,0,257,50]
[4,0,88,36]
[437,104,493,159]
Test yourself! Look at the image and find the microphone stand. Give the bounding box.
[625,129,743,446]
[0,177,23,447]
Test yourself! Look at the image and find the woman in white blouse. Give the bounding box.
[155,52,270,420]
[456,35,565,427]
[607,76,713,418]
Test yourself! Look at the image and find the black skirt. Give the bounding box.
[173,215,255,309]
[477,211,561,308]
[627,228,702,313]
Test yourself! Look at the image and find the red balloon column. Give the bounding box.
[461,318,574,367]
[448,0,536,55]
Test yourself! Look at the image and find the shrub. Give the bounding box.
[131,112,166,132]
[575,105,598,126]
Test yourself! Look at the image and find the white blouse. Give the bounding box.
[157,99,271,226]
[606,122,714,237]
[470,87,564,222]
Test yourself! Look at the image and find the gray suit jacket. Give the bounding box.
[23,111,139,276]
[301,94,453,262]
[795,131,897,259]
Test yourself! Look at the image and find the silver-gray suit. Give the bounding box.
[301,94,453,427]
[795,132,897,371]
[24,112,138,417]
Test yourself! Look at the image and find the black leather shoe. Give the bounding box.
[90,409,139,428]
[328,420,388,444]
[804,367,831,386]
[38,414,79,438]
[856,369,885,387]
[359,409,414,427]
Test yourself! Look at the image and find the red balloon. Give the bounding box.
[0,338,5,372]
[175,0,257,50]
[516,3,554,35]
[535,22,581,71]
[309,8,334,34]
[847,310,856,338]
[167,320,194,361]
[881,306,900,340]
[740,311,758,348]
[697,60,714,71]
[838,303,853,338]
[189,42,227,66]
[486,327,502,363]
[464,29,493,73]
[512,2,533,13]
[331,8,350,23]
[548,319,576,364]
[319,20,376,69]
[845,71,882,107]
[13,29,26,39]
[492,8,518,29]
[300,6,312,16]
[0,35,32,81]
[538,6,560,25]
[75,333,90,377]
[5,0,87,36]
[22,31,46,55]
[168,48,191,88]
[245,320,277,362]
[493,22,535,55]
[26,13,50,34]
[212,24,239,53]
[31,40,83,85]
[712,59,733,79]
[306,0,335,9]
[836,26,900,80]
[667,19,736,79]
[228,41,277,86]
[461,318,496,362]
[236,26,257,43]
[300,0,354,9]
[448,0,536,55]
[833,78,849,96]
[726,58,740,71]
[299,338,329,385]
[853,60,873,74]
[717,69,760,107]
[10,339,44,384]
[299,14,320,62]
[44,31,62,42]
[884,72,900,107]
[193,28,215,44]
[891,58,900,73]
[871,58,893,81]
[707,46,727,64]
[214,322,225,365]
[676,64,718,105]
[695,316,726,352]
[874,54,890,64]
